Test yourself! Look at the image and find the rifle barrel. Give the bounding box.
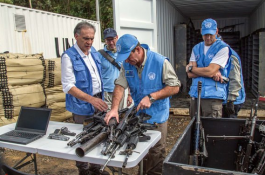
[100,145,120,173]
[75,131,108,157]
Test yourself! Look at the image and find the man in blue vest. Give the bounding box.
[223,50,245,118]
[214,35,246,118]
[104,34,181,175]
[61,21,109,175]
[186,18,232,118]
[98,28,132,110]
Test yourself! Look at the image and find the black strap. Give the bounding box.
[98,49,121,70]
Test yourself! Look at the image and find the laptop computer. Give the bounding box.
[0,106,52,145]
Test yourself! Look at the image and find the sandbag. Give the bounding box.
[45,85,65,106]
[0,54,45,88]
[0,84,46,118]
[44,58,61,88]
[48,102,72,121]
[0,53,43,59]
[0,116,18,127]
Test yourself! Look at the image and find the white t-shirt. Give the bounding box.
[189,45,229,68]
[61,43,102,95]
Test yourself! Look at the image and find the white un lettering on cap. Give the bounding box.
[205,22,212,28]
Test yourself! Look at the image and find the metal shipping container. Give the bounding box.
[0,3,101,59]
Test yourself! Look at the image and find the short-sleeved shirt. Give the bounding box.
[189,45,229,68]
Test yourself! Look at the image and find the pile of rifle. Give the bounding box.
[235,98,265,174]
[67,106,157,172]
[207,97,265,174]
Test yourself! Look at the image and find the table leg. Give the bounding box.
[140,159,143,175]
[13,153,38,175]
[33,154,38,175]
[118,168,122,175]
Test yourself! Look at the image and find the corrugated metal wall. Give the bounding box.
[156,0,187,65]
[192,18,249,38]
[0,3,101,59]
[250,0,265,33]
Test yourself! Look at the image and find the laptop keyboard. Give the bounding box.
[5,131,39,139]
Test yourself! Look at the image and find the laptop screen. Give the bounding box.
[15,107,52,134]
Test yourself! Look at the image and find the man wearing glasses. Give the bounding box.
[61,21,109,175]
[98,28,132,110]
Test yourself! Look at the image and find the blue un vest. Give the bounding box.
[62,46,104,115]
[224,49,246,105]
[123,44,169,124]
[189,40,232,101]
[98,45,120,92]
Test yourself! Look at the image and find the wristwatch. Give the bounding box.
[188,65,193,72]
[148,94,156,103]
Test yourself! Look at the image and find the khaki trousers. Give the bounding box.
[140,121,168,175]
[72,113,96,172]
[104,91,124,111]
[190,98,222,118]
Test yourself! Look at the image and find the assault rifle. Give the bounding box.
[189,81,208,166]
[100,106,157,172]
[250,124,265,174]
[67,111,107,147]
[206,96,260,173]
[71,108,130,157]
[68,108,129,148]
[235,97,259,173]
[101,106,137,156]
[119,134,139,168]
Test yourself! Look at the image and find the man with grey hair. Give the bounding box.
[61,21,109,175]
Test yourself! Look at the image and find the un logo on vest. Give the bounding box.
[148,72,156,80]
[208,54,214,59]
[116,44,121,53]
[205,22,212,28]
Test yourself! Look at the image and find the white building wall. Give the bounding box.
[192,17,250,37]
[250,0,265,33]
[156,0,187,64]
[0,3,101,59]
[113,0,158,51]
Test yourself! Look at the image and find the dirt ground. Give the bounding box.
[1,92,265,175]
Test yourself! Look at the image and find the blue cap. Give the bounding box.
[103,28,117,39]
[116,34,138,62]
[201,18,217,35]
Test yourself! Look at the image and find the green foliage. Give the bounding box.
[1,0,114,41]
[99,0,113,39]
[0,0,13,4]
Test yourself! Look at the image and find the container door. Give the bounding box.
[112,0,157,51]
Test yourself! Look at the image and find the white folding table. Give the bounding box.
[0,121,161,175]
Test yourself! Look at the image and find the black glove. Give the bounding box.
[225,101,235,115]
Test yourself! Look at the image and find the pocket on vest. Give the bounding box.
[204,85,225,99]
[74,66,89,88]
